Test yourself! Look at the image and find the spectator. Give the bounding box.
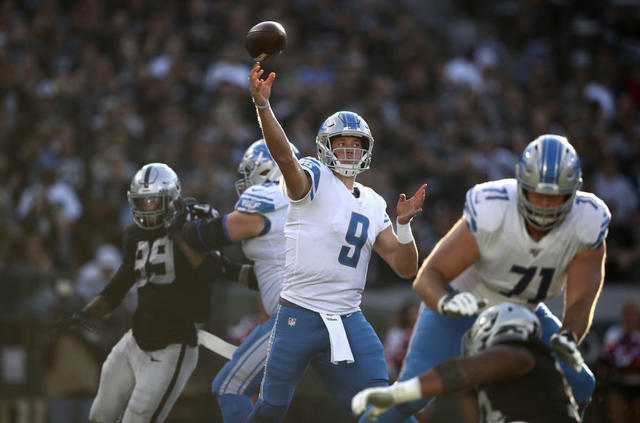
[383,299,419,382]
[0,0,639,420]
[598,299,640,423]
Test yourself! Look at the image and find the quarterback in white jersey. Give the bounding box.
[248,62,426,422]
[280,156,392,314]
[368,134,609,423]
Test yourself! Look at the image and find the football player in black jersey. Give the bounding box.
[54,163,248,423]
[352,302,580,423]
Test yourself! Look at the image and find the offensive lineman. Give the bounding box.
[246,62,427,422]
[352,302,580,422]
[54,163,243,423]
[367,134,610,422]
[177,139,300,422]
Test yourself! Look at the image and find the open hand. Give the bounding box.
[397,183,427,225]
[249,62,275,107]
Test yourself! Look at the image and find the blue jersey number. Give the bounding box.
[500,265,555,304]
[338,212,369,268]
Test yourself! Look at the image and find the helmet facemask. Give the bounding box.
[515,135,582,231]
[517,187,575,231]
[316,111,374,177]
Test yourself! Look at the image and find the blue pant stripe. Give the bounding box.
[258,305,281,401]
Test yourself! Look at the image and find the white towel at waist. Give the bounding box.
[320,313,354,364]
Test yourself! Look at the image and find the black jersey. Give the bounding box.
[100,225,217,351]
[478,340,580,423]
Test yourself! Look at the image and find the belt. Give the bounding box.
[279,297,305,309]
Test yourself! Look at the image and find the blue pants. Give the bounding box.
[247,305,389,422]
[212,314,276,423]
[362,302,595,423]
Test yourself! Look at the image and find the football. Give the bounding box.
[245,21,287,62]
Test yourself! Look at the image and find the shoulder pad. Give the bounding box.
[572,191,611,249]
[299,156,323,198]
[463,179,514,234]
[235,183,285,214]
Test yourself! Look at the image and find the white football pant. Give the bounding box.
[89,330,198,423]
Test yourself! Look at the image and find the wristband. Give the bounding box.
[437,290,459,314]
[254,99,269,109]
[390,378,422,403]
[396,218,414,244]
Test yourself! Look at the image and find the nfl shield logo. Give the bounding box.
[288,317,296,326]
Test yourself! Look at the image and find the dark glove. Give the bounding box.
[242,264,259,291]
[51,311,94,337]
[186,203,220,221]
[196,249,225,276]
[221,255,258,291]
[165,197,188,239]
[166,197,220,238]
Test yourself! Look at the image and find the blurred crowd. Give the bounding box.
[1,0,640,421]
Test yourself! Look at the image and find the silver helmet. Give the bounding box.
[515,134,582,231]
[316,111,374,177]
[127,163,181,230]
[234,139,300,196]
[462,302,541,356]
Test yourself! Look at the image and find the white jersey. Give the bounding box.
[280,157,391,314]
[452,178,610,310]
[235,182,288,315]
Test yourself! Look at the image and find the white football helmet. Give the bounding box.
[515,134,582,231]
[462,302,541,356]
[316,111,374,177]
[234,139,300,196]
[127,163,182,230]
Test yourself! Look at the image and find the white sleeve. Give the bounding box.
[236,184,284,214]
[282,157,324,207]
[462,181,510,248]
[574,192,611,250]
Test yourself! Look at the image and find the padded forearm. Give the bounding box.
[182,216,231,252]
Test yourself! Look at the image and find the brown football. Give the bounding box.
[245,21,287,62]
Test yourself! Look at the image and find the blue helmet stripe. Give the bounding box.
[553,138,562,184]
[540,136,560,184]
[339,112,360,130]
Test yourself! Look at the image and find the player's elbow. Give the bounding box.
[273,149,298,169]
[396,264,418,280]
